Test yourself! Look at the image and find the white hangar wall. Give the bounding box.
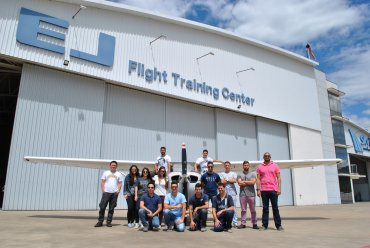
[0,0,321,130]
[0,0,340,209]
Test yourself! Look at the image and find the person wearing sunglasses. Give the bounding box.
[201,161,221,202]
[138,183,162,232]
[134,167,153,229]
[153,166,168,226]
[256,152,284,231]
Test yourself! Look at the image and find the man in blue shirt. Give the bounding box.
[163,182,187,232]
[212,183,235,233]
[201,161,221,201]
[139,182,162,232]
[189,183,209,232]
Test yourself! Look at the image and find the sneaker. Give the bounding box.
[232,222,238,228]
[201,227,207,232]
[127,223,133,228]
[252,224,259,230]
[152,226,160,231]
[163,225,174,231]
[106,222,112,227]
[227,229,233,233]
[138,223,144,230]
[143,225,149,232]
[277,226,284,231]
[260,226,268,231]
[134,223,140,229]
[237,224,246,229]
[94,222,103,227]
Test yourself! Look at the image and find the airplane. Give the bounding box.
[24,143,343,201]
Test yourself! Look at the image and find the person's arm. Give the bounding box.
[277,172,281,195]
[194,199,209,212]
[189,204,196,229]
[117,178,122,194]
[134,186,138,201]
[256,174,261,197]
[154,162,158,174]
[194,163,199,173]
[176,202,186,224]
[101,179,105,193]
[153,203,162,216]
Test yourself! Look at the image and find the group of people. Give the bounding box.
[94,147,284,232]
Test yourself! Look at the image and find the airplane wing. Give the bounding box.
[24,156,341,172]
[212,158,342,173]
[24,156,154,171]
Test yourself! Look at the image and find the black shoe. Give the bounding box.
[94,222,103,227]
[253,224,259,230]
[106,222,113,227]
[277,226,284,231]
[237,224,246,229]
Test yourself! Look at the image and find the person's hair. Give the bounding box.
[171,181,178,187]
[207,161,213,166]
[110,161,118,166]
[217,182,225,188]
[129,165,140,186]
[195,183,202,189]
[243,160,250,165]
[224,161,231,165]
[147,182,155,189]
[141,167,153,181]
[158,166,168,183]
[160,146,166,150]
[203,149,208,153]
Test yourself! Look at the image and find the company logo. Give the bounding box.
[16,8,115,67]
[348,129,370,153]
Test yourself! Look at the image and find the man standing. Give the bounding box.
[138,182,162,232]
[219,161,238,227]
[163,182,187,232]
[256,152,284,231]
[201,161,221,202]
[212,183,235,233]
[189,183,209,232]
[194,149,222,175]
[237,160,259,230]
[94,161,123,227]
[154,146,172,174]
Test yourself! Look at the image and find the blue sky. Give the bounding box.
[109,0,370,128]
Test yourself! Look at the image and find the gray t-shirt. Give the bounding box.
[237,171,256,197]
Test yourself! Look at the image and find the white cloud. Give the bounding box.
[110,0,191,17]
[328,45,370,105]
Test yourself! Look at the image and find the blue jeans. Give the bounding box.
[213,210,234,232]
[163,209,185,232]
[261,191,281,228]
[138,208,159,228]
[192,209,208,229]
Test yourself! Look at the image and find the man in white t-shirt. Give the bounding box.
[194,149,222,175]
[154,146,172,174]
[219,161,238,227]
[95,161,123,227]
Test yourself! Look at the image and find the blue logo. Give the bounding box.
[16,8,115,67]
[348,129,370,153]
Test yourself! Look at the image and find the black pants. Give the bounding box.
[126,195,138,223]
[261,191,282,228]
[98,192,118,223]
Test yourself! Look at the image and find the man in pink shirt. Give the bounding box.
[256,152,283,231]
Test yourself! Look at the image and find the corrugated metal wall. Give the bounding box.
[4,64,294,209]
[3,64,105,210]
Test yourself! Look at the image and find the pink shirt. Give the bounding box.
[256,161,280,191]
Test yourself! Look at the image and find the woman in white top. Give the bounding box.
[153,166,168,225]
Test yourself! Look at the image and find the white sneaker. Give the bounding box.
[128,223,134,228]
[138,223,144,230]
[134,223,140,229]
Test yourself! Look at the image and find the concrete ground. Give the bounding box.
[1,203,370,248]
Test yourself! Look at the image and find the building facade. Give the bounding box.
[0,0,341,210]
